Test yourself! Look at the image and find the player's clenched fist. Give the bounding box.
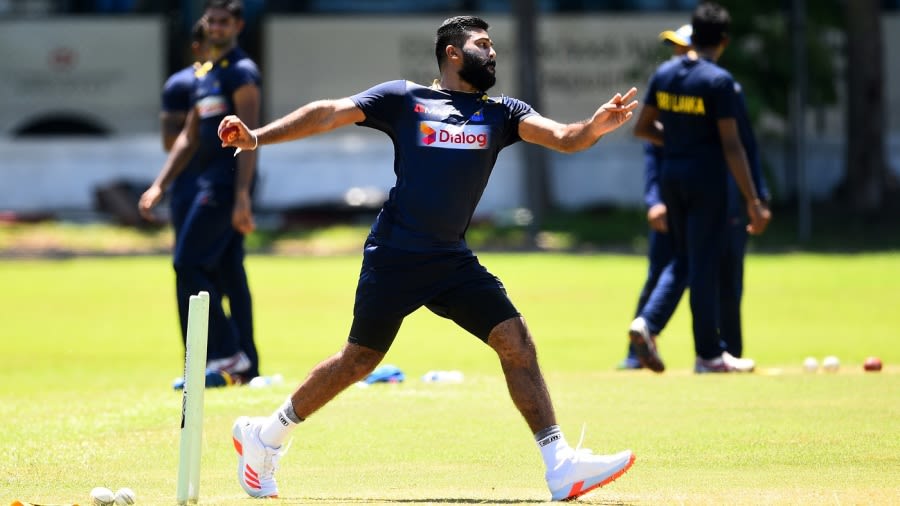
[218,115,257,153]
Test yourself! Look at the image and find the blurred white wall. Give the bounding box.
[0,18,164,135]
[1,14,899,217]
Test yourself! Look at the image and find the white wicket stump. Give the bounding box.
[177,291,210,505]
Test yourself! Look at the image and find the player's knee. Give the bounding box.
[339,342,385,380]
[488,317,537,365]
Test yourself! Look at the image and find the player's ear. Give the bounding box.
[446,45,461,63]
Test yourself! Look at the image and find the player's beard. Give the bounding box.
[458,48,496,92]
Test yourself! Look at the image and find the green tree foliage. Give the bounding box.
[717,0,843,124]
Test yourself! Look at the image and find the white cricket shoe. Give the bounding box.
[546,446,635,501]
[209,351,252,375]
[628,317,665,373]
[232,416,281,498]
[694,351,756,373]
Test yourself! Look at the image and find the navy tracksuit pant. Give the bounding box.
[628,221,749,360]
[170,182,257,376]
[719,218,748,357]
[635,170,730,360]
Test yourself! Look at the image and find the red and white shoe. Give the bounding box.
[232,416,281,498]
[546,440,635,501]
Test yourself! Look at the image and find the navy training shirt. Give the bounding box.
[192,47,261,186]
[162,66,195,115]
[645,82,770,218]
[350,80,538,251]
[645,55,738,182]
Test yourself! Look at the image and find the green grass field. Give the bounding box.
[1,253,898,505]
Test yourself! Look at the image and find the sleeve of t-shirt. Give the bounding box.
[711,73,738,120]
[501,96,539,147]
[161,71,192,113]
[349,80,407,132]
[229,59,262,91]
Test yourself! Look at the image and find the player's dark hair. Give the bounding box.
[691,2,730,48]
[190,18,207,43]
[205,0,243,19]
[435,15,490,70]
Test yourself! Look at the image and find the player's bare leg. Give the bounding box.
[487,316,556,432]
[290,342,385,419]
[488,316,634,501]
[233,342,384,497]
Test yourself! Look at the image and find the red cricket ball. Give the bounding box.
[863,356,882,372]
[221,125,240,143]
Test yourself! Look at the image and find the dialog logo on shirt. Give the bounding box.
[196,95,228,119]
[418,121,489,149]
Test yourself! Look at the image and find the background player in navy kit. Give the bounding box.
[618,24,771,370]
[158,17,260,383]
[140,0,260,381]
[620,80,770,369]
[618,24,692,371]
[222,15,638,502]
[631,2,771,373]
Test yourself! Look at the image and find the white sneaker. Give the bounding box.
[694,351,756,373]
[546,446,635,501]
[232,416,281,498]
[628,317,665,373]
[209,351,251,375]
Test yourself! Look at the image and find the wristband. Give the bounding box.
[233,131,258,157]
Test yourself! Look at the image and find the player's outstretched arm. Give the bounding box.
[219,98,366,151]
[518,87,638,153]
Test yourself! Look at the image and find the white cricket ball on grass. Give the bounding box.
[90,487,116,506]
[802,356,819,373]
[822,355,840,372]
[114,487,136,505]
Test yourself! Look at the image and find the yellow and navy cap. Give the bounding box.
[658,24,692,47]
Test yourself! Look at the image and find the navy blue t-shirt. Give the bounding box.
[192,47,260,186]
[162,65,203,199]
[645,55,738,182]
[350,80,537,251]
[162,66,195,115]
[644,81,770,218]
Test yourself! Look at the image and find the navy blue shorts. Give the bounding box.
[348,240,521,352]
